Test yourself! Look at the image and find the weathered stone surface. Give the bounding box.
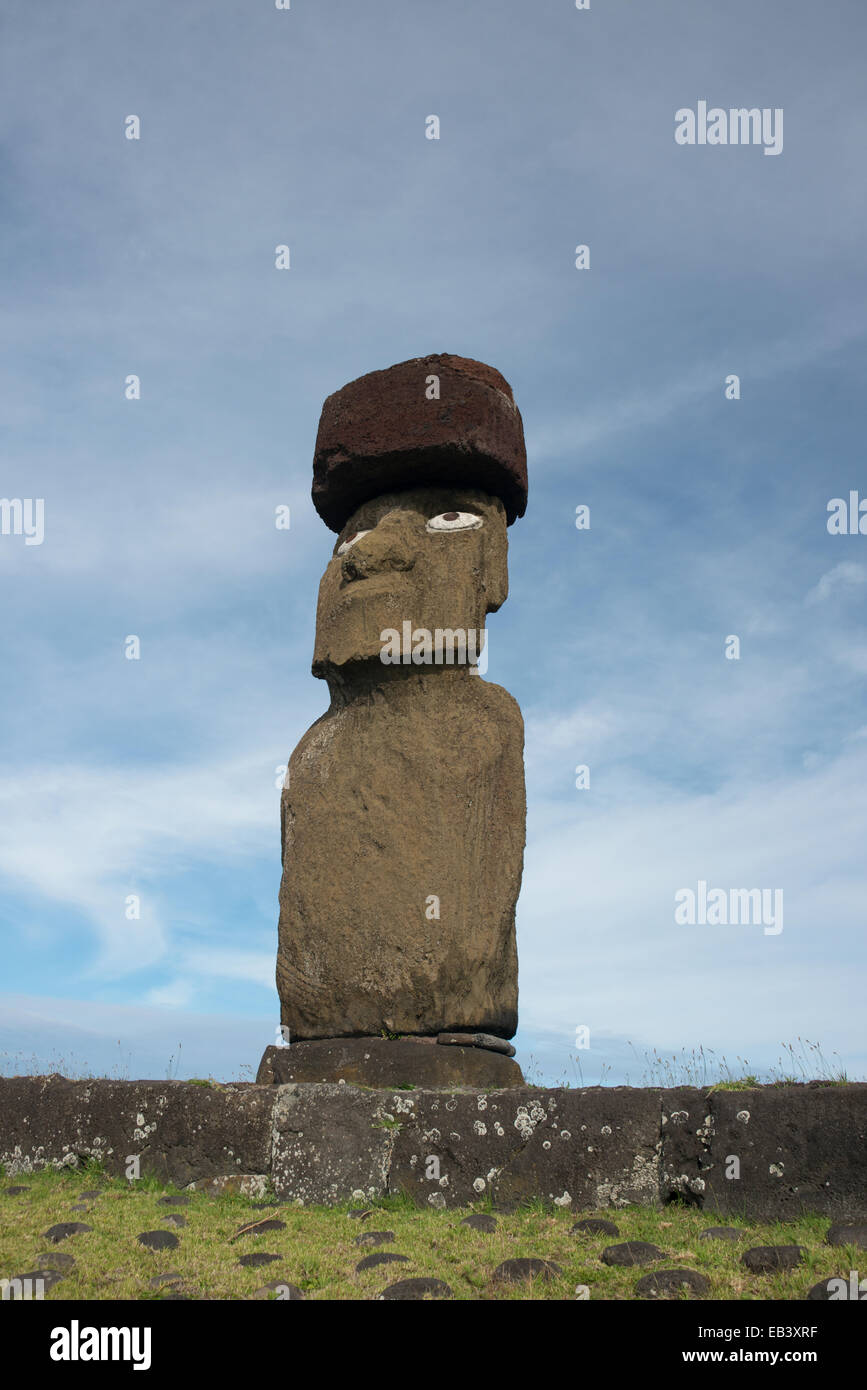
[699,1227,744,1241]
[312,355,527,531]
[257,1040,523,1089]
[571,1218,621,1237]
[188,1174,270,1199]
[157,1195,190,1206]
[269,1083,393,1205]
[437,1034,517,1057]
[0,1076,273,1186]
[826,1221,867,1249]
[635,1268,710,1298]
[4,1186,29,1196]
[658,1087,716,1205]
[660,1084,867,1220]
[148,1272,182,1289]
[377,1277,453,1300]
[4,1078,866,1219]
[277,662,524,1040]
[311,487,511,674]
[741,1245,804,1273]
[280,363,528,1045]
[162,1214,186,1227]
[138,1230,179,1252]
[43,1222,92,1243]
[238,1252,280,1268]
[388,1087,663,1210]
[492,1258,561,1283]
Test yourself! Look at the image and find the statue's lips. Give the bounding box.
[335,573,414,600]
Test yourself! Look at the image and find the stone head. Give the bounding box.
[308,353,527,680]
[312,485,508,674]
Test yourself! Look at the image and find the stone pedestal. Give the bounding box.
[256,1038,524,1089]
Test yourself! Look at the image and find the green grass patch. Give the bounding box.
[0,1168,856,1301]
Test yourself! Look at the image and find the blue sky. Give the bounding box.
[1,0,865,1086]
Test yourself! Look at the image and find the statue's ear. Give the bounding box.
[482,502,509,613]
[484,546,508,613]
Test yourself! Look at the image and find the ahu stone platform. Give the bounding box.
[1,1076,865,1219]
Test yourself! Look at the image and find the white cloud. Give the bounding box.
[0,750,281,978]
[806,562,867,605]
[517,740,867,1059]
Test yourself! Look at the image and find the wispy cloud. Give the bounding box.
[1,0,865,1087]
[806,561,867,605]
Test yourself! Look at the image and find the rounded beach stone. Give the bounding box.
[378,1277,453,1300]
[601,1241,664,1268]
[437,1032,516,1057]
[4,1186,29,1197]
[356,1252,410,1273]
[157,1195,190,1207]
[571,1218,620,1237]
[806,1275,849,1300]
[235,1218,286,1237]
[43,1223,92,1243]
[826,1221,867,1250]
[354,1230,395,1248]
[238,1252,281,1268]
[461,1214,498,1233]
[741,1245,804,1273]
[635,1268,710,1299]
[10,1268,66,1293]
[699,1227,744,1242]
[137,1230,180,1252]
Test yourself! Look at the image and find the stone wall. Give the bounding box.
[2,1076,864,1219]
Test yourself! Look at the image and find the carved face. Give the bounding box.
[312,487,509,674]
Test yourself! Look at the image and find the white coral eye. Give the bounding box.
[336,529,371,556]
[426,512,483,532]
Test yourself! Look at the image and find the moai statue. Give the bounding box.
[261,354,528,1088]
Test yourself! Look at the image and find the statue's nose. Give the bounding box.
[341,517,416,582]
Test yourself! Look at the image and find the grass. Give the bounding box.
[2,1037,855,1090]
[0,1167,858,1301]
[499,1038,856,1091]
[622,1038,851,1090]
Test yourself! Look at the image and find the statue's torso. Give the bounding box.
[276,673,525,1039]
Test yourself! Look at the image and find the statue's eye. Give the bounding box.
[426,512,483,533]
[336,529,371,556]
